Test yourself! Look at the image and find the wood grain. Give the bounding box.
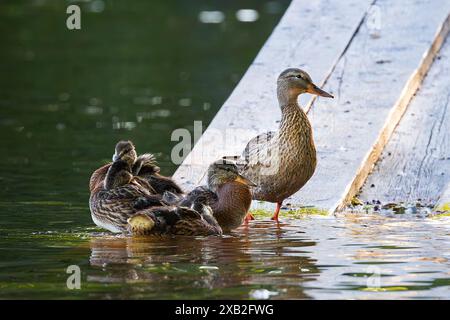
[360,37,450,204]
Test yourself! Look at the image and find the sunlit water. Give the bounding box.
[1,213,449,299]
[1,0,449,299]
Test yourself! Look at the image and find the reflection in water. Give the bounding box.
[88,221,318,299]
[84,215,450,299]
[300,214,450,299]
[0,214,449,299]
[83,215,450,299]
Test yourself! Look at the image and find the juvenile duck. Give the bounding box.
[132,153,183,195]
[127,205,222,236]
[104,141,141,190]
[225,68,333,221]
[174,159,256,232]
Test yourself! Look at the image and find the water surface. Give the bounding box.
[1,214,449,299]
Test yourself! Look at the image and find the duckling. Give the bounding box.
[133,153,183,195]
[103,140,155,192]
[127,205,222,236]
[172,159,256,233]
[225,68,333,221]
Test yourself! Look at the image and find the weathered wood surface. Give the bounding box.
[296,1,450,212]
[174,0,450,213]
[359,37,450,205]
[173,0,373,191]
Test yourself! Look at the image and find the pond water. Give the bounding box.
[1,214,449,299]
[1,0,449,300]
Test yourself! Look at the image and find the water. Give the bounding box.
[1,214,449,299]
[0,0,449,299]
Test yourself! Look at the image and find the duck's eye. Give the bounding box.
[296,75,302,79]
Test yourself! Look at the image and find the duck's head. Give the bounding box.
[112,140,137,166]
[207,159,256,192]
[277,68,333,104]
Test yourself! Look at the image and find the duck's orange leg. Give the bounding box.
[244,212,255,223]
[271,202,282,221]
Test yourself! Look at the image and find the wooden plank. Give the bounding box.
[172,0,373,191]
[359,36,450,205]
[296,1,450,212]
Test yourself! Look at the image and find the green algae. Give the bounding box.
[251,207,329,219]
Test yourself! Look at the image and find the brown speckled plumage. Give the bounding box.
[127,206,222,236]
[245,103,317,203]
[180,160,254,232]
[229,68,333,219]
[89,144,220,236]
[212,181,252,232]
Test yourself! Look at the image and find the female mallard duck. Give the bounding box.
[89,141,164,232]
[89,141,221,236]
[225,68,333,221]
[167,159,256,232]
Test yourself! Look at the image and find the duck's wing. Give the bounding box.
[148,174,183,195]
[169,206,222,236]
[222,131,276,169]
[242,131,276,161]
[132,153,160,175]
[91,184,163,223]
[89,163,111,192]
[182,186,218,209]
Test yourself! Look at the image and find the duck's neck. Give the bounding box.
[279,101,310,133]
[210,182,252,230]
[277,85,299,106]
[275,89,314,151]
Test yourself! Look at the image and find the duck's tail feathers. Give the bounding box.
[133,153,160,175]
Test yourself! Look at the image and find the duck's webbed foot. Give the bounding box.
[270,202,282,221]
[133,195,164,210]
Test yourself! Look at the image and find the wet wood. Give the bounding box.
[359,37,450,205]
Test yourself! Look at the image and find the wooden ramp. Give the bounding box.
[359,37,450,206]
[173,0,450,213]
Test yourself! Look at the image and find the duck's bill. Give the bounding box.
[235,174,257,187]
[307,84,334,98]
